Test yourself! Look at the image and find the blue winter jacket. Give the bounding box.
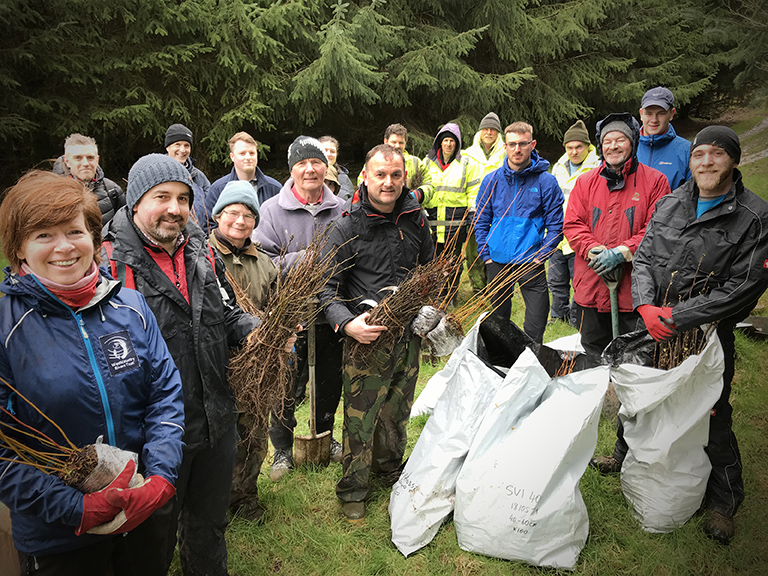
[474,151,564,264]
[637,124,692,190]
[0,270,185,556]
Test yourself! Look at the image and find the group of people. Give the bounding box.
[0,83,766,576]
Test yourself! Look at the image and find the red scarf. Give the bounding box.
[20,261,100,308]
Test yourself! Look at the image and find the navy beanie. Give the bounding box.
[164,124,193,148]
[212,180,261,228]
[691,125,741,164]
[127,154,193,210]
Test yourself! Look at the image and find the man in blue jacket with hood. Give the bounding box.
[474,121,564,343]
[637,86,692,190]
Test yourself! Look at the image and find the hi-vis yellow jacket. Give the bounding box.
[419,123,482,244]
[551,144,600,255]
[462,131,506,180]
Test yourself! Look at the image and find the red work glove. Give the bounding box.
[638,304,677,342]
[100,475,176,534]
[76,459,136,536]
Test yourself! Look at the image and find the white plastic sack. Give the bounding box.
[612,330,724,533]
[454,349,608,570]
[410,316,486,418]
[390,317,504,557]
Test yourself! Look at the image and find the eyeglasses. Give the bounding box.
[221,209,256,222]
[506,141,533,150]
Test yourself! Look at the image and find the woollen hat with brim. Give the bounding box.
[288,136,328,170]
[478,112,502,133]
[691,125,741,164]
[563,120,591,145]
[212,180,261,228]
[164,123,193,148]
[127,154,193,210]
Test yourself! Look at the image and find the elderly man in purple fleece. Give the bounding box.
[254,136,345,481]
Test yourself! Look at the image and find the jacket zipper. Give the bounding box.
[72,310,117,446]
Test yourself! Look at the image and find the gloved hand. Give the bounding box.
[76,459,136,536]
[410,305,445,337]
[638,304,677,342]
[589,247,627,277]
[98,474,175,534]
[587,245,606,261]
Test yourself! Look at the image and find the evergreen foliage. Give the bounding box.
[0,0,763,184]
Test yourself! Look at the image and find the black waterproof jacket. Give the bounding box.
[53,156,126,225]
[103,207,259,449]
[632,169,768,331]
[320,184,434,333]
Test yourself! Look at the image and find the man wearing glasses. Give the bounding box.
[473,122,564,343]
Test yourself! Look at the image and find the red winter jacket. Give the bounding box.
[564,159,670,312]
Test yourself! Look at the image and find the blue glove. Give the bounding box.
[589,247,626,277]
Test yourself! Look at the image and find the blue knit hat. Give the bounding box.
[127,154,193,210]
[212,180,260,227]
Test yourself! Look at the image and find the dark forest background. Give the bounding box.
[1,0,765,188]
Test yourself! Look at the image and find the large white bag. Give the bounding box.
[454,349,608,570]
[611,329,724,533]
[389,318,507,557]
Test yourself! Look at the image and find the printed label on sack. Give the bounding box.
[100,330,139,376]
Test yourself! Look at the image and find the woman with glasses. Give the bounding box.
[208,180,278,522]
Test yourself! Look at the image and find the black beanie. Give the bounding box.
[287,136,328,169]
[691,125,741,164]
[165,124,193,148]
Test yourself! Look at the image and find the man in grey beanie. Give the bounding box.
[596,125,768,545]
[462,112,507,292]
[563,113,670,361]
[103,153,261,576]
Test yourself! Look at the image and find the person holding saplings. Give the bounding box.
[0,171,185,575]
[593,126,768,545]
[208,180,278,523]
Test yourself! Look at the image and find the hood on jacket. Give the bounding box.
[595,113,641,162]
[428,122,463,163]
[466,130,505,158]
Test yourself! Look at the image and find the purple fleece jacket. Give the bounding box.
[253,178,344,275]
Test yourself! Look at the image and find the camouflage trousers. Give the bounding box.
[336,337,421,503]
[230,412,268,511]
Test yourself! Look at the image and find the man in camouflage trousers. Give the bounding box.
[320,144,434,522]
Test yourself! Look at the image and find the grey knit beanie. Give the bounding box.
[478,112,502,133]
[600,121,633,146]
[212,180,260,227]
[127,154,193,210]
[288,136,328,169]
[164,123,193,148]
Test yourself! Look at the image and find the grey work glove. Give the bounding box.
[410,305,445,337]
